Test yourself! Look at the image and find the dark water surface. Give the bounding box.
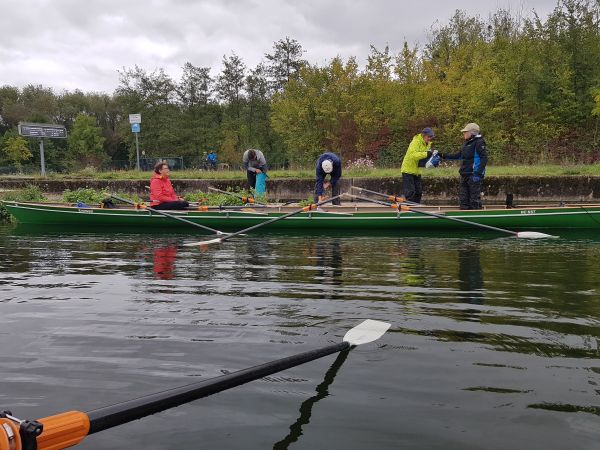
[1,225,600,449]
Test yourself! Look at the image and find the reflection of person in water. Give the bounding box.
[153,245,177,279]
[314,240,343,285]
[457,243,484,304]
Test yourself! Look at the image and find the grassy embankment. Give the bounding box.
[3,164,600,181]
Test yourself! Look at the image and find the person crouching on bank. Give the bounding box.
[315,152,342,205]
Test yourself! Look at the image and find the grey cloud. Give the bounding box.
[1,0,557,93]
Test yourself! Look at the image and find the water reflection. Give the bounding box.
[458,242,484,305]
[153,245,178,280]
[273,349,350,449]
[3,225,600,449]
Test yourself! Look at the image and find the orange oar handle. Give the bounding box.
[36,411,90,450]
[0,418,21,450]
[387,195,405,203]
[302,204,317,212]
[241,197,255,204]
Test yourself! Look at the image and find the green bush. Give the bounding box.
[184,188,264,206]
[62,188,107,205]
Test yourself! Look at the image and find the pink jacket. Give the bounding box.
[150,172,178,206]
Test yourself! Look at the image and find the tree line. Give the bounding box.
[1,0,599,173]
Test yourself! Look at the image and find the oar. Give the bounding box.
[192,204,266,211]
[184,194,344,246]
[0,320,390,450]
[110,194,226,236]
[208,187,267,205]
[350,186,422,206]
[350,194,557,239]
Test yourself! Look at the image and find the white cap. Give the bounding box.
[321,159,333,173]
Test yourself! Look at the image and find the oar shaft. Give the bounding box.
[110,194,223,235]
[403,205,517,235]
[351,194,517,236]
[351,186,420,206]
[87,342,348,434]
[218,194,343,242]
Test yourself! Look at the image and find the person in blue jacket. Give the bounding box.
[206,150,217,170]
[441,123,488,209]
[315,152,342,205]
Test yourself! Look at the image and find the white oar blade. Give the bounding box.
[343,319,391,346]
[183,237,223,247]
[515,231,558,239]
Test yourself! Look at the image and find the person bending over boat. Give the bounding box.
[150,161,190,210]
[400,127,437,204]
[439,123,488,210]
[315,152,342,205]
[243,148,268,189]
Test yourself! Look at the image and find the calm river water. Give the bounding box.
[1,225,600,449]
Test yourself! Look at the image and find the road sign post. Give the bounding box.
[129,114,142,170]
[18,122,67,177]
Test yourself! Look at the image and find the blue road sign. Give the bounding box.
[131,123,141,133]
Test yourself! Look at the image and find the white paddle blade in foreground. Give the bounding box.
[343,319,391,346]
[183,237,224,247]
[515,231,558,239]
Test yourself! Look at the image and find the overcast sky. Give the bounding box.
[1,0,558,94]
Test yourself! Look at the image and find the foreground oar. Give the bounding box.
[184,194,344,246]
[110,194,225,236]
[350,194,557,239]
[208,187,267,205]
[0,320,390,450]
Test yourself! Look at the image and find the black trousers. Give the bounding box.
[402,173,422,204]
[459,176,483,209]
[153,200,189,210]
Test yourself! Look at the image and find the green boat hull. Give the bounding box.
[4,201,600,233]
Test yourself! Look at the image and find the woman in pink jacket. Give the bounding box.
[149,162,189,210]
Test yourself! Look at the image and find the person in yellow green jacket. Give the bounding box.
[400,127,437,203]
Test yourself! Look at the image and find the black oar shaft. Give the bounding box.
[87,341,349,434]
[352,194,517,236]
[110,194,223,235]
[218,194,343,242]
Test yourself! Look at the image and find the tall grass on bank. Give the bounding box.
[3,164,600,181]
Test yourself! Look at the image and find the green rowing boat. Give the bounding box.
[3,201,600,232]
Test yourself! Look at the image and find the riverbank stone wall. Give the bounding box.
[0,176,598,204]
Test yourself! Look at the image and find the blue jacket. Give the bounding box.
[444,135,488,178]
[315,152,342,196]
[207,152,217,163]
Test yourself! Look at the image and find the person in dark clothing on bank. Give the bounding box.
[315,152,342,205]
[441,123,488,210]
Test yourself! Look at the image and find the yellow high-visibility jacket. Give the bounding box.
[400,134,431,176]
